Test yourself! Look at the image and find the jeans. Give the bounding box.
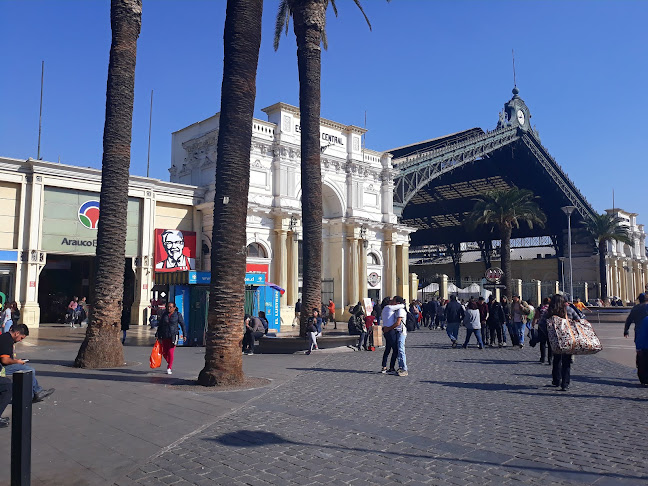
[514,321,525,345]
[552,354,572,388]
[0,376,11,416]
[3,363,43,397]
[488,323,502,344]
[308,332,317,351]
[463,328,484,348]
[160,338,176,369]
[397,331,407,370]
[446,322,460,342]
[358,331,368,349]
[3,320,12,333]
[382,329,398,369]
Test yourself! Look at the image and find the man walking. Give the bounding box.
[0,324,54,403]
[477,296,489,345]
[293,298,301,328]
[327,299,336,329]
[486,295,505,347]
[393,296,409,376]
[444,295,465,348]
[510,295,530,348]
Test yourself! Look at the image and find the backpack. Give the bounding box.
[405,312,417,332]
[12,309,20,322]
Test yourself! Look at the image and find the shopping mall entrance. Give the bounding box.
[38,255,135,323]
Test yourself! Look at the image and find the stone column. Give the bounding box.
[511,278,523,298]
[396,244,409,298]
[583,282,588,304]
[347,236,359,307]
[273,228,288,299]
[409,273,418,302]
[22,174,45,327]
[384,241,397,297]
[533,280,541,307]
[359,241,367,302]
[553,281,560,295]
[287,232,299,308]
[440,274,449,300]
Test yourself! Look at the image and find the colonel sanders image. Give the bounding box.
[155,230,195,270]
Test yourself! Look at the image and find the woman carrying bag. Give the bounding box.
[155,302,186,374]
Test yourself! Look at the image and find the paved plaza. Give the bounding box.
[0,318,646,486]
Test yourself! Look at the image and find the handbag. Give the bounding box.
[149,339,162,368]
[547,315,602,355]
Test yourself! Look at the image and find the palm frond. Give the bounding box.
[329,0,339,17]
[351,0,372,30]
[273,0,291,51]
[582,212,632,246]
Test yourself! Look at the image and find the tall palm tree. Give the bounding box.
[75,0,142,368]
[198,0,263,386]
[467,187,546,300]
[582,212,631,301]
[274,0,371,335]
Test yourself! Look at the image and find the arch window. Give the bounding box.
[246,242,267,258]
[368,252,380,265]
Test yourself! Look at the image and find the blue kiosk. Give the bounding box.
[154,270,282,346]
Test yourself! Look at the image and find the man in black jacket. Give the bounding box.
[444,295,465,348]
[486,295,505,347]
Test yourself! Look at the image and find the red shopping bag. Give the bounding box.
[149,340,162,368]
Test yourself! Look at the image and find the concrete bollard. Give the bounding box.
[11,370,32,486]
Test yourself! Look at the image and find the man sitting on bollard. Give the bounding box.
[0,324,54,403]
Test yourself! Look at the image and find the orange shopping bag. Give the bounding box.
[149,339,162,368]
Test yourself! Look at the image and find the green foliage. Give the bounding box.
[466,186,547,234]
[582,212,632,249]
[273,0,372,52]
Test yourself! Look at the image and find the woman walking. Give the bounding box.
[462,300,484,349]
[156,302,186,374]
[537,294,579,391]
[306,308,322,355]
[534,297,551,364]
[2,303,13,333]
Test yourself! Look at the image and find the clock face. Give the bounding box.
[517,109,525,126]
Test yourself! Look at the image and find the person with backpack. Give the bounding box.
[444,295,465,348]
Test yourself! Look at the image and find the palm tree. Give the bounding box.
[75,0,142,368]
[582,212,631,301]
[274,0,371,335]
[197,0,263,386]
[467,187,547,300]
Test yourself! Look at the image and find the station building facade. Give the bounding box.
[0,156,203,327]
[0,102,413,328]
[170,102,414,324]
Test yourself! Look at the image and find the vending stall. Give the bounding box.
[154,270,282,346]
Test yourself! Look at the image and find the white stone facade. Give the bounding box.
[170,102,414,325]
[604,208,648,302]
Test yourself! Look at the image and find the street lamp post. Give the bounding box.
[558,256,566,293]
[561,206,576,300]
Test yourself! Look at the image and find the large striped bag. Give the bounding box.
[547,315,602,355]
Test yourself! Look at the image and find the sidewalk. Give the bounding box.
[0,320,646,486]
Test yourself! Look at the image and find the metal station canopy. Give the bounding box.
[391,88,596,246]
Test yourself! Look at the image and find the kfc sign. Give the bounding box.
[154,229,196,272]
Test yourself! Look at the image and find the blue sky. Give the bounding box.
[1,0,646,224]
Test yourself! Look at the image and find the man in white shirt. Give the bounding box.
[381,297,398,374]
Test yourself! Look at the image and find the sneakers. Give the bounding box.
[33,388,55,403]
[387,368,397,375]
[166,369,172,375]
[451,341,457,348]
[381,367,388,374]
[397,368,409,377]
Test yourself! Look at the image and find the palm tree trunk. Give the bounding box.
[500,225,513,300]
[599,240,607,300]
[292,1,326,337]
[198,0,263,386]
[75,0,142,368]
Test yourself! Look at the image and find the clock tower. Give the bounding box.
[497,87,531,131]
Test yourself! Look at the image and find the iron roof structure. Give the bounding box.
[391,88,596,246]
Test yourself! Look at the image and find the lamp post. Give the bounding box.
[561,206,576,300]
[558,256,566,293]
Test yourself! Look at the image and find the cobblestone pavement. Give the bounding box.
[120,329,648,486]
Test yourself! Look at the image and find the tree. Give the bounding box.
[581,212,631,301]
[75,0,142,368]
[274,0,371,335]
[198,0,263,386]
[467,187,546,300]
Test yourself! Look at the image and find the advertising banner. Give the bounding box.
[154,229,196,272]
